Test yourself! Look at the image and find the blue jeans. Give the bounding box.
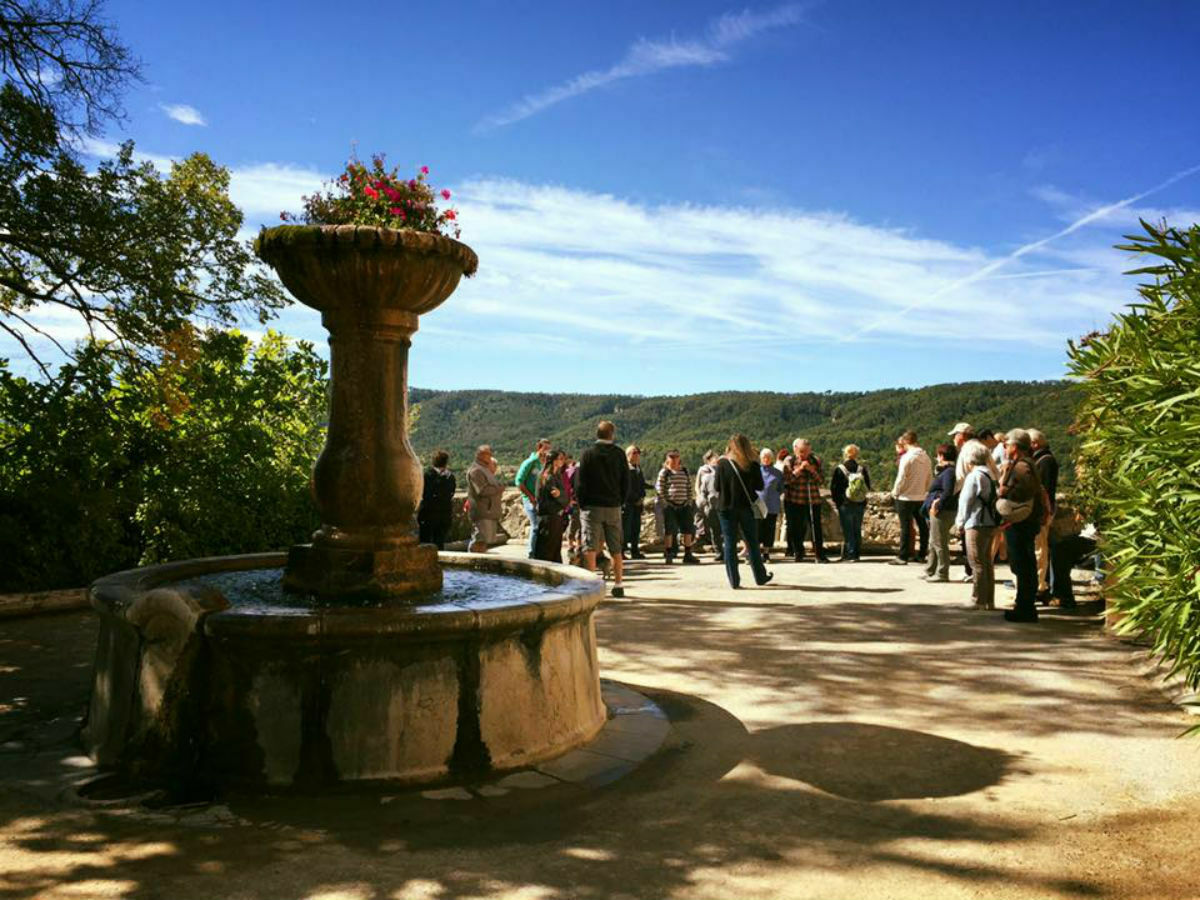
[522,496,538,557]
[1005,519,1039,612]
[719,508,769,588]
[838,502,865,559]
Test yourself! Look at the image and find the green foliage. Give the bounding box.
[0,330,326,591]
[1068,220,1200,703]
[408,381,1081,482]
[0,1,286,374]
[281,154,461,238]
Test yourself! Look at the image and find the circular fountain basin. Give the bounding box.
[84,552,606,791]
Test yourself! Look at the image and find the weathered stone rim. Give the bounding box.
[255,224,479,277]
[90,552,604,642]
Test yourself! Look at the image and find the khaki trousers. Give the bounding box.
[966,526,996,609]
[1035,520,1051,592]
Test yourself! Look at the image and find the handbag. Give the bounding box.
[996,497,1033,524]
[730,459,768,519]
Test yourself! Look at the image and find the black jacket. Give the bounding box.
[1033,448,1059,511]
[537,472,568,517]
[577,441,630,508]
[418,467,456,525]
[830,459,871,507]
[922,463,955,515]
[715,457,764,513]
[624,464,648,508]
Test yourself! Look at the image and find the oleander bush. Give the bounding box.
[0,329,326,592]
[1068,220,1200,711]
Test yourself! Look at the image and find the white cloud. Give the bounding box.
[159,103,207,126]
[77,141,326,226]
[1032,184,1200,234]
[9,149,1194,385]
[476,4,805,131]
[409,176,1151,359]
[228,162,326,222]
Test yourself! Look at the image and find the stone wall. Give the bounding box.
[446,488,1083,553]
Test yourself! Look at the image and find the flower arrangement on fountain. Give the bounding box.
[280,154,461,239]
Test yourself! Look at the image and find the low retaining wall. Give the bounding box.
[0,588,90,620]
[450,488,1084,552]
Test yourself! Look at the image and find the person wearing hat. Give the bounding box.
[998,428,1048,622]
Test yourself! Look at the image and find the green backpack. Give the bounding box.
[840,464,868,502]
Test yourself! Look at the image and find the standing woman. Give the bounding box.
[418,449,456,550]
[922,443,958,582]
[534,450,568,563]
[758,449,785,563]
[955,442,1000,610]
[830,444,871,561]
[715,434,773,589]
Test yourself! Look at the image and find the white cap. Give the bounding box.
[948,422,974,436]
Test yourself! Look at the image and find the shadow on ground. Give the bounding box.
[0,579,1193,900]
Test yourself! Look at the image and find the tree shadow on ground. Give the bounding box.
[0,583,1192,900]
[0,685,1110,900]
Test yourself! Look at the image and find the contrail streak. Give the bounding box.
[841,162,1200,342]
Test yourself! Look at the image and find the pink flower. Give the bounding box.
[420,165,429,175]
[408,179,418,190]
[390,206,403,216]
[383,185,400,202]
[441,189,451,200]
[363,186,379,200]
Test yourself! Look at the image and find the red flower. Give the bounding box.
[444,209,456,220]
[383,185,400,202]
[390,206,403,216]
[363,186,379,200]
[441,189,451,200]
[408,179,418,190]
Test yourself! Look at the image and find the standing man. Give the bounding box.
[577,421,630,598]
[466,445,504,554]
[1029,429,1059,602]
[622,445,648,559]
[515,438,552,558]
[784,438,830,563]
[890,430,933,565]
[417,449,456,550]
[656,450,700,564]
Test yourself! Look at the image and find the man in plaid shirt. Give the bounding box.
[784,438,831,563]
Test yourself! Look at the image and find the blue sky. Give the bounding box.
[15,1,1200,393]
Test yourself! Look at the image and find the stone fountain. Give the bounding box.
[83,225,607,792]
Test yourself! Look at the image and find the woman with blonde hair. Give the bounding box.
[830,443,871,561]
[715,434,773,588]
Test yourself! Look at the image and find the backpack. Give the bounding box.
[977,471,1000,524]
[839,463,868,503]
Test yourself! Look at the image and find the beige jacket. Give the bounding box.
[892,446,933,501]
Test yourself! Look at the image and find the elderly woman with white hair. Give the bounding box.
[955,441,1001,609]
[758,448,785,562]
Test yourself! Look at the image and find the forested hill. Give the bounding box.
[408,381,1082,482]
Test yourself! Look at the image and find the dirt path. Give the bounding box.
[1,549,1197,900]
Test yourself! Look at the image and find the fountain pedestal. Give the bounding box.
[84,221,609,794]
[255,225,478,600]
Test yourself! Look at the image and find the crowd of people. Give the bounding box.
[416,420,1089,623]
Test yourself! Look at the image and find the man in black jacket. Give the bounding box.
[418,449,456,549]
[577,420,630,597]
